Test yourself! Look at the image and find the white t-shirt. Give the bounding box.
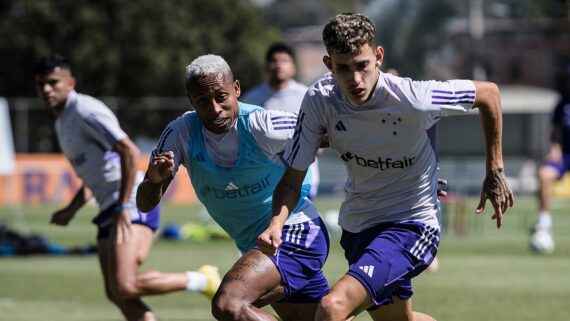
[241,80,308,113]
[55,90,141,210]
[284,71,476,232]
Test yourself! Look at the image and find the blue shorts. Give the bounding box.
[93,203,161,240]
[340,221,439,309]
[545,154,570,179]
[261,217,330,303]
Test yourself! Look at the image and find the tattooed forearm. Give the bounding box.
[281,181,301,198]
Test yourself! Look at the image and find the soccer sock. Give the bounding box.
[185,271,207,292]
[537,211,552,229]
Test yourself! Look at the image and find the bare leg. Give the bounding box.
[538,166,558,212]
[212,249,283,321]
[316,275,436,321]
[315,275,369,321]
[272,302,320,321]
[98,232,155,321]
[368,297,436,321]
[99,224,202,320]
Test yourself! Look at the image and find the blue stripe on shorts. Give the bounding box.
[340,221,440,309]
[93,203,161,240]
[262,217,330,303]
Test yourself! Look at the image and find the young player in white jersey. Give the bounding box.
[257,13,514,321]
[34,54,220,321]
[242,42,321,200]
[136,54,330,321]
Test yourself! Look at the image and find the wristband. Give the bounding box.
[114,203,135,212]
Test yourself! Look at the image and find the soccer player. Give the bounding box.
[136,54,330,321]
[242,42,321,200]
[34,54,220,321]
[257,13,514,321]
[531,65,570,251]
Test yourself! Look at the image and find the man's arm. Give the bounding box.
[114,137,140,206]
[472,80,514,228]
[50,184,92,226]
[111,137,140,243]
[136,151,175,212]
[257,166,307,255]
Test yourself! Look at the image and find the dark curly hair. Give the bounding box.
[322,13,376,55]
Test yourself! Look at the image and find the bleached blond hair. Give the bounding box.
[185,54,233,89]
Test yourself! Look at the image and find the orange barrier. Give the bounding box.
[0,154,198,206]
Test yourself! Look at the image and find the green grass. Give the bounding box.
[0,196,569,321]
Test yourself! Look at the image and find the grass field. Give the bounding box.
[0,196,569,321]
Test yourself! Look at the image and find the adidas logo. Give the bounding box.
[335,120,347,131]
[224,182,239,191]
[358,265,375,277]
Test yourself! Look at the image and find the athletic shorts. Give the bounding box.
[545,153,570,179]
[340,221,439,309]
[92,203,161,240]
[259,215,330,303]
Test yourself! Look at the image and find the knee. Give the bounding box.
[538,166,555,182]
[212,291,246,321]
[113,277,141,300]
[317,293,348,319]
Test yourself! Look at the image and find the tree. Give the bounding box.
[0,0,280,97]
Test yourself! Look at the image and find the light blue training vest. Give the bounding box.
[187,102,311,253]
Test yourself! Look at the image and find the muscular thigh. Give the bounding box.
[271,302,320,321]
[368,297,413,321]
[219,249,283,304]
[103,224,155,281]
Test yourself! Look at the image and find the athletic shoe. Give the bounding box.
[197,265,221,300]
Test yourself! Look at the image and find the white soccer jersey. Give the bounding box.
[242,80,320,197]
[55,90,140,210]
[242,80,308,113]
[285,71,476,232]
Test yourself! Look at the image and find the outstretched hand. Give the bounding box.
[475,168,514,228]
[148,151,175,184]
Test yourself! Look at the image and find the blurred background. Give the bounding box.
[2,0,570,198]
[0,1,569,320]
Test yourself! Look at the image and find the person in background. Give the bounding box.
[34,53,220,321]
[531,65,570,252]
[242,42,321,200]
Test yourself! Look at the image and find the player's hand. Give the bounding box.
[112,210,133,245]
[437,178,448,199]
[257,224,283,256]
[50,207,75,226]
[475,168,514,228]
[148,151,175,184]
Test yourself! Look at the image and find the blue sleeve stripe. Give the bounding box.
[273,126,297,130]
[431,94,475,100]
[156,128,173,153]
[286,111,305,163]
[271,115,297,121]
[272,121,297,125]
[84,114,119,146]
[432,100,474,105]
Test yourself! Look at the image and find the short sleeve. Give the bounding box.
[283,92,325,170]
[249,110,298,158]
[408,79,476,129]
[150,116,189,176]
[78,103,127,150]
